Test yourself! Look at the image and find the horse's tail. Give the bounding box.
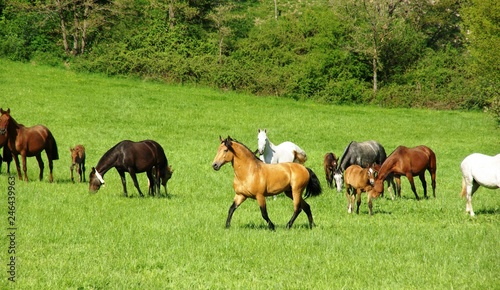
[293,150,307,164]
[304,168,322,198]
[48,133,59,160]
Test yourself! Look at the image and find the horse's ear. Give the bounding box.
[219,136,224,143]
[90,167,96,174]
[264,128,267,133]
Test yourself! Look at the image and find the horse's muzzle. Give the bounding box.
[212,163,221,171]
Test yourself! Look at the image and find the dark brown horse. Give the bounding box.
[89,140,173,197]
[0,133,12,174]
[0,108,59,182]
[212,136,322,230]
[70,145,86,182]
[323,152,338,189]
[368,145,437,200]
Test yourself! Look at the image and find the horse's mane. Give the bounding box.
[337,141,354,170]
[226,137,262,162]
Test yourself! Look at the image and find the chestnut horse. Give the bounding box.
[89,140,172,197]
[212,136,322,230]
[0,108,59,182]
[70,145,86,182]
[344,164,376,215]
[323,152,338,189]
[368,145,436,200]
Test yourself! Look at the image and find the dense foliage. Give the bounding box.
[0,0,498,116]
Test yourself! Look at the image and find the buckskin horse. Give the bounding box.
[344,164,376,215]
[0,108,59,182]
[368,145,437,200]
[89,140,173,197]
[212,136,322,230]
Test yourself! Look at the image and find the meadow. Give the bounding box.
[0,59,499,289]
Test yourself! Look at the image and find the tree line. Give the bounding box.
[0,0,498,119]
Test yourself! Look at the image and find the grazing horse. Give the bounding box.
[333,140,388,193]
[70,145,86,182]
[257,129,307,164]
[0,108,59,182]
[368,145,437,200]
[344,164,376,215]
[460,153,500,216]
[212,136,322,230]
[324,152,338,189]
[89,140,173,197]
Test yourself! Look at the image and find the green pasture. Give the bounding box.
[0,59,499,289]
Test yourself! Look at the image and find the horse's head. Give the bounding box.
[257,128,268,155]
[89,167,105,192]
[333,169,343,192]
[368,179,385,199]
[367,166,376,185]
[70,147,78,165]
[212,136,235,171]
[324,153,338,189]
[0,108,11,135]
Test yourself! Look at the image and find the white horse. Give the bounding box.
[460,153,500,216]
[257,129,307,164]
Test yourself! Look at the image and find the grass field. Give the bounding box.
[0,59,499,289]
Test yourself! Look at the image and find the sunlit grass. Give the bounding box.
[0,59,498,289]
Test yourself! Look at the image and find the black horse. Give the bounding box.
[333,140,392,192]
[89,140,173,197]
[0,146,12,174]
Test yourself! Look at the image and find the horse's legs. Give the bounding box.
[226,194,246,229]
[117,170,128,197]
[466,181,480,216]
[395,176,402,197]
[256,194,275,230]
[35,154,45,181]
[419,173,427,198]
[70,164,75,182]
[345,186,353,213]
[12,154,22,181]
[367,193,373,215]
[21,154,29,182]
[128,170,144,197]
[430,169,436,198]
[300,200,315,229]
[355,189,362,214]
[406,173,420,200]
[81,162,86,182]
[46,152,54,183]
[146,170,155,197]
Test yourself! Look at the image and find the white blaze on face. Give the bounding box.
[257,130,267,154]
[368,168,375,185]
[95,170,105,185]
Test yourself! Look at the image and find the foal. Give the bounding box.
[344,164,376,215]
[70,145,86,182]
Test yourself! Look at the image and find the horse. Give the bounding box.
[0,108,59,182]
[333,140,393,195]
[368,145,437,200]
[257,129,307,164]
[344,164,376,215]
[212,136,322,230]
[89,140,173,197]
[70,145,86,182]
[460,153,500,216]
[323,152,338,189]
[0,139,13,174]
